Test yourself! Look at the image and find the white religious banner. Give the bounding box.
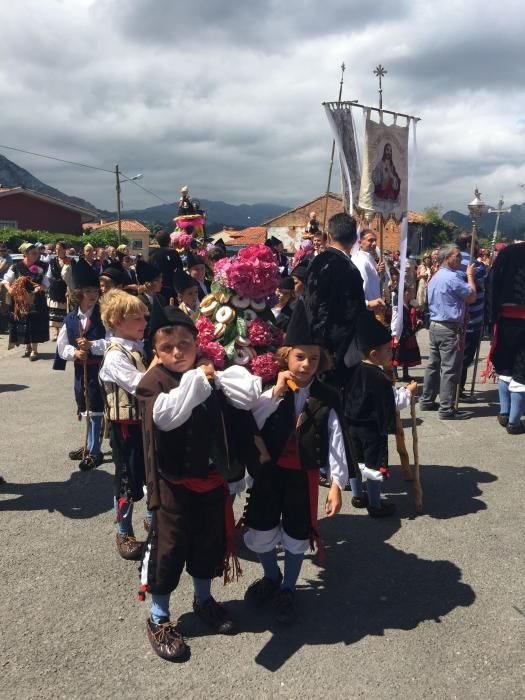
[324,103,361,213]
[359,113,409,223]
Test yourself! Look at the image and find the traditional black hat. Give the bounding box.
[173,270,199,293]
[291,260,309,281]
[355,311,392,352]
[71,257,99,289]
[284,298,320,346]
[186,251,205,268]
[277,276,294,291]
[100,263,128,287]
[136,259,161,284]
[149,296,197,340]
[265,236,281,249]
[214,238,227,252]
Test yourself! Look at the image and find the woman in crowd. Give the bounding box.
[3,242,50,360]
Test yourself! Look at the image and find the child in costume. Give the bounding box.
[136,259,165,363]
[271,277,295,331]
[243,299,353,624]
[99,289,151,561]
[174,270,200,321]
[54,258,107,471]
[186,251,210,300]
[136,300,262,662]
[345,312,417,517]
[391,287,422,381]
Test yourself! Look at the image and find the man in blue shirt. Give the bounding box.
[420,244,477,419]
[456,232,487,401]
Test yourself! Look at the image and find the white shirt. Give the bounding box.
[153,366,262,432]
[352,249,381,302]
[57,307,107,362]
[98,337,145,396]
[251,383,349,492]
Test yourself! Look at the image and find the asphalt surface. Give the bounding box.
[1,331,524,699]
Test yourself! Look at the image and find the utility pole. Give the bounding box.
[115,164,122,244]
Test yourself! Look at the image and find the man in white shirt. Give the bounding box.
[352,229,386,312]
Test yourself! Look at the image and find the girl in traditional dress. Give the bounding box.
[4,242,50,360]
[47,241,72,340]
[391,287,422,381]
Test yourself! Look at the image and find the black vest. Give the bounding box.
[261,380,352,473]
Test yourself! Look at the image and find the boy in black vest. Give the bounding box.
[54,258,107,471]
[136,300,262,662]
[99,289,151,561]
[345,312,417,517]
[243,299,354,624]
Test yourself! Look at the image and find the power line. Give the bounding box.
[0,143,114,174]
[120,171,171,205]
[0,143,173,206]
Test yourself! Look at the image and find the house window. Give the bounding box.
[131,239,143,250]
[0,220,17,230]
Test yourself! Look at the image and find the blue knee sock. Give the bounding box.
[150,593,171,624]
[114,495,134,536]
[145,509,153,524]
[192,577,212,606]
[509,392,525,426]
[257,548,280,581]
[367,480,382,509]
[498,379,510,416]
[349,477,364,498]
[282,550,304,592]
[87,415,103,455]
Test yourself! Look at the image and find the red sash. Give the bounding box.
[482,306,525,383]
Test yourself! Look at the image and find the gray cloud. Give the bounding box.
[0,0,524,217]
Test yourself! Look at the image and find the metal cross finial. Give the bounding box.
[374,64,387,110]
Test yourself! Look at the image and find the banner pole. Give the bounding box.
[322,63,345,231]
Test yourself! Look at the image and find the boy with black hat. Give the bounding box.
[54,258,107,471]
[136,300,262,662]
[174,270,200,320]
[271,277,295,331]
[99,262,128,295]
[243,299,354,624]
[99,289,152,560]
[136,259,165,364]
[186,251,210,300]
[345,312,417,517]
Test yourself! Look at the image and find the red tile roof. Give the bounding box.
[84,219,150,234]
[214,227,267,247]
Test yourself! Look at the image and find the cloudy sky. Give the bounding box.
[1,0,524,215]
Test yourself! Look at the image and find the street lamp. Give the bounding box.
[467,187,486,264]
[115,165,143,243]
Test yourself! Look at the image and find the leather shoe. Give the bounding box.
[351,495,369,508]
[244,571,283,607]
[368,502,396,518]
[146,618,190,662]
[497,414,509,427]
[116,533,144,560]
[439,410,473,420]
[69,447,85,460]
[506,423,525,435]
[193,596,236,634]
[419,402,439,411]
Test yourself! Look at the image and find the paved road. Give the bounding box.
[1,332,523,699]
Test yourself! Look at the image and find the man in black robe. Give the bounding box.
[303,212,366,389]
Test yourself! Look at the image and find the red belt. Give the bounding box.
[113,419,141,440]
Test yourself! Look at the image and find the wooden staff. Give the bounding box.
[384,363,413,481]
[410,392,423,513]
[469,329,483,396]
[82,359,91,458]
